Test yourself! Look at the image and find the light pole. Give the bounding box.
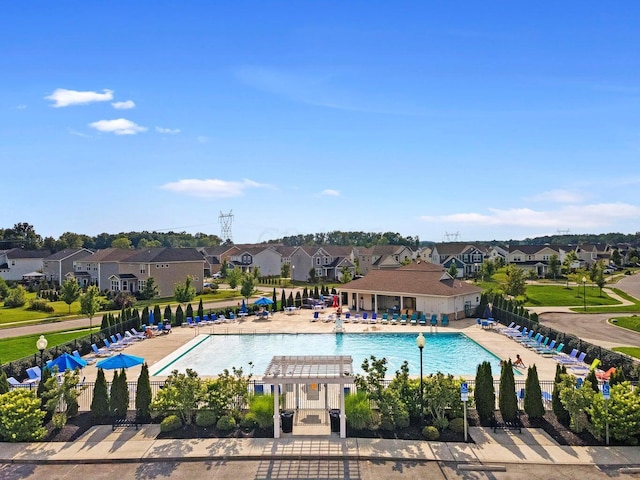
[36,335,48,372]
[416,332,426,423]
[582,276,587,312]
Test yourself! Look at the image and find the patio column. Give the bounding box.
[273,385,280,438]
[339,382,346,438]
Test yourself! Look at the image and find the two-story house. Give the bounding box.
[0,248,51,281]
[42,248,93,285]
[430,243,487,277]
[357,245,414,275]
[506,244,573,277]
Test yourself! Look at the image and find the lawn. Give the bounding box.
[524,284,619,307]
[609,315,640,333]
[612,347,640,360]
[0,326,100,364]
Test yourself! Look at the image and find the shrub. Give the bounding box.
[195,410,217,428]
[524,365,545,420]
[0,389,47,442]
[344,391,374,431]
[160,414,182,432]
[248,394,275,429]
[240,412,258,430]
[52,412,67,430]
[216,415,236,432]
[28,299,55,313]
[135,363,153,423]
[552,364,571,426]
[448,417,465,434]
[589,381,640,443]
[91,368,110,419]
[151,369,205,426]
[422,425,440,440]
[4,286,27,308]
[498,359,518,422]
[474,361,495,423]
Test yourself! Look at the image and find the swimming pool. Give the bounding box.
[152,332,507,377]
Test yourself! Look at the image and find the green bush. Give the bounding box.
[91,368,110,419]
[240,412,258,429]
[499,359,518,422]
[524,365,545,419]
[248,394,274,428]
[195,410,217,428]
[344,391,374,431]
[0,389,47,442]
[448,417,465,434]
[28,299,55,313]
[474,361,495,423]
[52,412,67,430]
[4,286,27,308]
[160,414,182,432]
[422,425,439,440]
[135,364,153,423]
[216,414,236,432]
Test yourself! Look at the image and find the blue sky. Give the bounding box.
[2,2,640,244]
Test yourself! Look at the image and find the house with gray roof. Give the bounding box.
[431,243,488,278]
[42,248,93,285]
[0,248,51,281]
[506,244,575,277]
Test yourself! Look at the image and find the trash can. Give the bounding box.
[329,409,340,433]
[280,410,294,433]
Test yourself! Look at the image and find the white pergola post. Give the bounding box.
[273,385,280,439]
[339,383,346,438]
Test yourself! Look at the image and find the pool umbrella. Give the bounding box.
[254,297,274,306]
[96,353,145,370]
[148,309,155,325]
[240,299,248,313]
[46,352,87,372]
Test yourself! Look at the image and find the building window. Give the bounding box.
[138,280,146,291]
[156,264,160,268]
[140,266,146,274]
[111,279,120,291]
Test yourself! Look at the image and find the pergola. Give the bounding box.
[262,355,353,438]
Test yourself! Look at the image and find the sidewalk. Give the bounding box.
[2,425,640,468]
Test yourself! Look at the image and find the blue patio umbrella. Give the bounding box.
[254,297,273,306]
[46,352,87,372]
[96,353,145,370]
[148,309,155,325]
[240,299,248,313]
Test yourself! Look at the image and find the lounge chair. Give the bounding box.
[92,343,112,357]
[7,376,22,387]
[311,311,319,322]
[381,313,388,324]
[540,342,564,357]
[419,314,427,326]
[410,312,418,326]
[533,339,555,354]
[186,317,195,327]
[73,349,96,365]
[103,338,124,351]
[130,328,146,340]
[430,315,438,327]
[362,312,368,322]
[391,313,399,325]
[553,349,579,363]
[352,313,360,323]
[400,313,408,325]
[344,312,351,323]
[25,366,41,384]
[324,313,335,323]
[229,312,236,322]
[369,312,378,324]
[596,367,616,381]
[441,314,450,327]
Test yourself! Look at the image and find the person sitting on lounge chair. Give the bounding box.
[145,327,155,339]
[514,354,526,368]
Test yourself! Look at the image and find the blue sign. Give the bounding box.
[576,377,583,389]
[460,382,469,394]
[602,382,610,400]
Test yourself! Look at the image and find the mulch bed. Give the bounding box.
[44,410,613,446]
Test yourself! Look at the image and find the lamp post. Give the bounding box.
[416,332,426,423]
[36,335,48,371]
[582,276,587,312]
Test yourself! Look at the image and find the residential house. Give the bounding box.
[506,244,573,277]
[357,245,414,275]
[576,243,611,268]
[70,248,136,288]
[42,248,93,285]
[339,261,482,319]
[430,243,488,277]
[290,246,356,282]
[0,248,51,281]
[199,244,240,276]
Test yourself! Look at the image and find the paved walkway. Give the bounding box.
[1,424,639,470]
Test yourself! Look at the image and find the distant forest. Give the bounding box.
[1,222,638,252]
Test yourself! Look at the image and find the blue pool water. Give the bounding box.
[153,332,505,377]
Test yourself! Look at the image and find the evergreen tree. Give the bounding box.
[109,370,120,417]
[141,306,149,325]
[153,305,162,325]
[135,363,152,422]
[552,363,571,426]
[175,304,184,324]
[584,369,600,393]
[0,370,9,394]
[523,365,545,420]
[110,369,129,419]
[197,298,204,319]
[609,367,626,386]
[186,303,194,319]
[474,361,495,423]
[100,313,109,330]
[498,359,518,422]
[281,290,286,312]
[287,292,294,307]
[37,366,54,423]
[272,288,277,311]
[91,368,110,419]
[163,305,173,325]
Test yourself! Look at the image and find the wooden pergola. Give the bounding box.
[262,355,353,438]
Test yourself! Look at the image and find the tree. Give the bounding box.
[562,250,578,275]
[240,275,255,301]
[590,260,606,295]
[447,262,458,279]
[111,237,132,249]
[558,375,595,433]
[197,298,204,319]
[498,359,518,422]
[174,276,196,304]
[220,259,229,278]
[474,361,495,424]
[110,369,129,419]
[0,370,10,394]
[4,285,27,308]
[552,363,570,426]
[503,264,526,298]
[135,363,153,422]
[281,263,291,279]
[0,389,47,441]
[478,260,495,282]
[91,368,110,419]
[548,254,561,280]
[0,277,8,300]
[80,285,101,342]
[226,268,241,290]
[340,266,352,284]
[611,249,622,267]
[150,369,205,425]
[139,277,159,300]
[589,381,640,443]
[308,268,318,284]
[523,365,544,420]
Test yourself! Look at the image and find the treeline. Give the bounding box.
[518,232,640,246]
[0,223,224,253]
[265,231,420,248]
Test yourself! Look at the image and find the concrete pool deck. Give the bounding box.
[77,310,561,383]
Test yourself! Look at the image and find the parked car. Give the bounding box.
[211,272,223,279]
[603,268,615,274]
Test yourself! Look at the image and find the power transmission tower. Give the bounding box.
[219,210,234,243]
[444,231,460,242]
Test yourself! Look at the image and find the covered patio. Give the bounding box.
[262,355,353,438]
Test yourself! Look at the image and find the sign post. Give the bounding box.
[460,382,469,442]
[602,381,610,445]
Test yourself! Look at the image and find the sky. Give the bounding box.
[2,2,640,244]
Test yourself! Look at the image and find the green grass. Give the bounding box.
[612,347,640,360]
[0,292,84,325]
[0,326,100,364]
[524,285,619,307]
[609,316,640,333]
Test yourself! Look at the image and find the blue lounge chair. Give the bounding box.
[92,343,112,357]
[430,315,438,327]
[381,313,389,324]
[25,366,41,383]
[311,311,319,322]
[362,312,368,322]
[400,313,408,325]
[419,314,427,326]
[186,317,195,327]
[441,314,449,327]
[410,312,418,326]
[370,312,378,323]
[391,313,399,325]
[553,348,578,363]
[7,376,22,387]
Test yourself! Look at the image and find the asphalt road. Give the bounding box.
[537,273,640,349]
[0,460,624,480]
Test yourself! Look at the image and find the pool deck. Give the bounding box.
[79,310,560,383]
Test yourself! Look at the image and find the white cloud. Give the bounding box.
[16,104,27,110]
[89,118,147,135]
[320,189,340,196]
[111,100,135,110]
[45,88,113,107]
[161,178,269,199]
[156,126,181,135]
[420,203,640,230]
[526,189,588,204]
